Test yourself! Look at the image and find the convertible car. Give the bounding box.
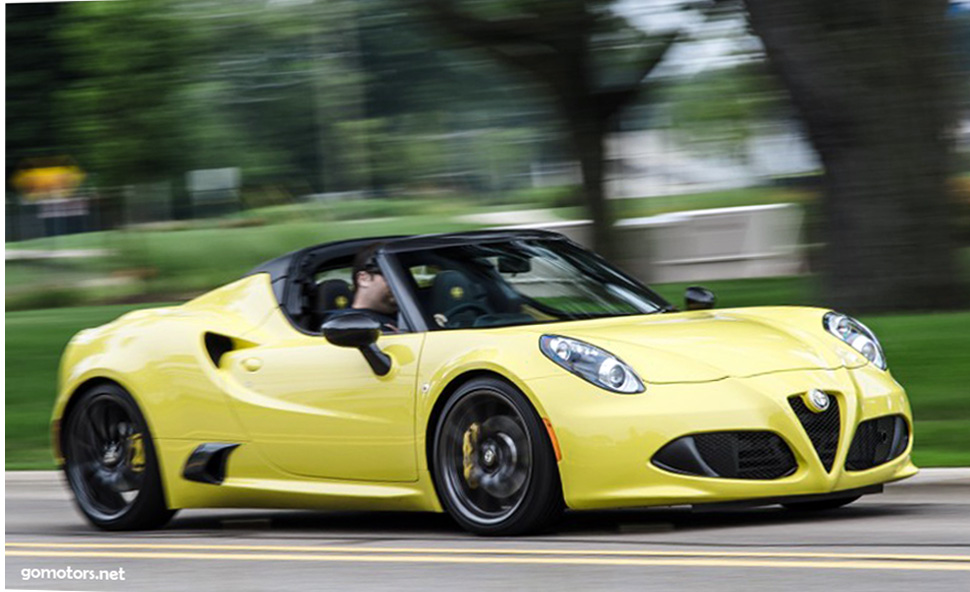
[51,230,917,535]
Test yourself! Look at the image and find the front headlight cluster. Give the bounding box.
[824,312,887,370]
[539,335,645,393]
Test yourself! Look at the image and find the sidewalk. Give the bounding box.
[888,467,970,487]
[454,208,565,226]
[6,248,111,261]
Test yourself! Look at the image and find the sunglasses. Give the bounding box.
[362,257,382,275]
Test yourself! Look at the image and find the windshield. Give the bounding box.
[393,239,669,330]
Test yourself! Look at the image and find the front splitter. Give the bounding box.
[691,483,883,512]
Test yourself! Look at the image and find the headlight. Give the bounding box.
[539,335,645,393]
[824,312,886,370]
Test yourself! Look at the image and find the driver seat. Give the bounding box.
[308,279,353,330]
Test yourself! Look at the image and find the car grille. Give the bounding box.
[788,394,841,472]
[652,431,797,480]
[845,415,909,471]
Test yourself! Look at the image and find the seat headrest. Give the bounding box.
[431,270,479,310]
[316,279,353,311]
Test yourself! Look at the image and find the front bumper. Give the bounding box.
[530,364,917,510]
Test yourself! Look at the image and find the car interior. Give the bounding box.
[284,247,541,333]
[399,251,550,329]
[282,239,646,333]
[282,250,361,332]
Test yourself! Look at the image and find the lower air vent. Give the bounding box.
[845,415,909,471]
[183,443,239,485]
[789,394,841,472]
[652,431,797,480]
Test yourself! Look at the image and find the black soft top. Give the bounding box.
[245,229,568,283]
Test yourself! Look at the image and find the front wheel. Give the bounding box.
[432,377,563,535]
[62,383,175,530]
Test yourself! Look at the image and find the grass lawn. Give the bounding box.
[6,213,481,308]
[6,294,969,469]
[5,303,173,469]
[6,186,811,308]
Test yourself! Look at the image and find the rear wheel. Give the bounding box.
[432,377,563,535]
[62,383,175,530]
[783,495,861,512]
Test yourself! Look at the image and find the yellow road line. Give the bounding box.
[6,549,970,572]
[6,541,970,564]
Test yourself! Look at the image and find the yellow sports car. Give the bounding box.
[51,230,917,535]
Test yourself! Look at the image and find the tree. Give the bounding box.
[56,0,197,188]
[744,0,966,311]
[5,3,73,190]
[664,62,788,163]
[420,0,683,258]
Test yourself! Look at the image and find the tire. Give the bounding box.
[783,495,861,512]
[431,377,563,535]
[62,382,176,530]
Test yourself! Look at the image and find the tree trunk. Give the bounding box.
[569,116,615,260]
[746,0,966,312]
[817,121,959,311]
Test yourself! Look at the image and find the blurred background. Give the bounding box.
[6,0,970,468]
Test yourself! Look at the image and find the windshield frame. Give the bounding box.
[385,236,672,331]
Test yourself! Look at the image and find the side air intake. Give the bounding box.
[183,443,240,485]
[204,333,235,368]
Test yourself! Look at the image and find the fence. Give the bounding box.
[499,203,806,283]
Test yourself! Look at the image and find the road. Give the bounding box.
[5,470,970,591]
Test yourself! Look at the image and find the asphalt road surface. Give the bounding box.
[6,470,970,591]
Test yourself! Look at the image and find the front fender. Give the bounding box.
[415,330,560,473]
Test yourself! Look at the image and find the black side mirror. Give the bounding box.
[322,313,392,376]
[685,286,716,310]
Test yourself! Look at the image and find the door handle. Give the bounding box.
[242,357,263,372]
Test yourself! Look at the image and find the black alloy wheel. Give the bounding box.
[63,383,175,530]
[432,377,563,535]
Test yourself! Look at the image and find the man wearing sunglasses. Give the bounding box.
[347,242,399,332]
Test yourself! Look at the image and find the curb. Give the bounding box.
[889,468,970,487]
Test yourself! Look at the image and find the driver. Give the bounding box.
[344,242,399,332]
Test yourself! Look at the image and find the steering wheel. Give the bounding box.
[442,302,491,327]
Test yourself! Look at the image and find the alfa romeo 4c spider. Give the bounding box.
[52,230,916,535]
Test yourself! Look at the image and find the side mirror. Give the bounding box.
[322,313,392,376]
[685,286,716,310]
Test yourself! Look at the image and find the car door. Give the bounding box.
[222,331,424,482]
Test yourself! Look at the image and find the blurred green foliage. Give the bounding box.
[56,0,195,187]
[663,63,789,160]
[7,0,559,199]
[7,0,970,313]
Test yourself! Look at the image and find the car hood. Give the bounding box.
[549,308,866,384]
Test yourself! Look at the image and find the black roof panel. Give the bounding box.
[245,229,568,281]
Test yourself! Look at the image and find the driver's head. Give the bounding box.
[351,242,397,315]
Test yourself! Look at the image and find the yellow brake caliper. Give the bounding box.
[462,423,480,489]
[127,433,146,472]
